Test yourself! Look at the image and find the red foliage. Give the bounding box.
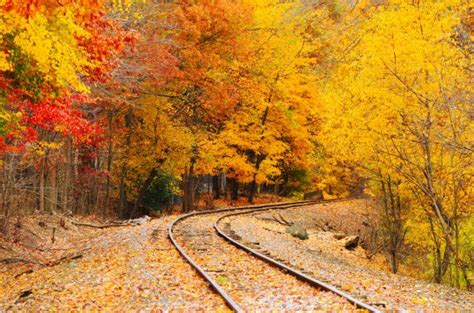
[0,1,133,155]
[2,0,105,18]
[79,15,136,83]
[2,91,102,151]
[165,0,252,124]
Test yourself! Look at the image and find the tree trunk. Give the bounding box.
[1,156,13,233]
[39,158,45,212]
[118,167,127,217]
[133,168,158,217]
[47,163,57,213]
[90,154,100,214]
[119,108,133,218]
[379,176,406,274]
[248,179,257,204]
[105,111,114,216]
[389,250,398,274]
[434,244,451,283]
[62,137,72,213]
[183,157,196,212]
[248,155,263,203]
[229,178,238,201]
[212,175,220,199]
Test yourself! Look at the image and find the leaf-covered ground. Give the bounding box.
[1,200,472,311]
[175,213,355,311]
[1,217,227,311]
[222,200,474,311]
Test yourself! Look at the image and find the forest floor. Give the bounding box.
[223,200,474,311]
[1,198,473,311]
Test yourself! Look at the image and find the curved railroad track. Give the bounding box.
[168,200,381,312]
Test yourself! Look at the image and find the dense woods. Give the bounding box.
[0,0,472,290]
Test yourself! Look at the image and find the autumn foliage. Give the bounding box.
[0,0,472,290]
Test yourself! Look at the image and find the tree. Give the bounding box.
[205,0,321,203]
[0,0,130,218]
[164,0,252,211]
[318,0,473,287]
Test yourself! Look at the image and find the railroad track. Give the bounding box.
[168,200,381,312]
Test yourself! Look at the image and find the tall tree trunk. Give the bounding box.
[379,176,406,274]
[389,250,398,274]
[47,163,57,213]
[248,179,257,204]
[248,106,269,203]
[132,168,159,217]
[1,157,7,220]
[72,146,79,214]
[119,108,133,217]
[119,165,127,217]
[183,157,196,213]
[39,157,46,212]
[212,175,220,199]
[62,137,72,213]
[229,178,238,201]
[91,154,100,214]
[436,244,451,283]
[248,155,263,204]
[1,156,13,233]
[105,112,114,216]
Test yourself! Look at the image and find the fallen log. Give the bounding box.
[46,253,83,266]
[0,257,42,265]
[277,213,293,226]
[72,216,151,229]
[263,227,286,234]
[14,269,34,278]
[71,221,128,229]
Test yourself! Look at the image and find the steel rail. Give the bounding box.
[168,200,317,313]
[213,204,382,313]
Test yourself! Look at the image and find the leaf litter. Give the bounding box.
[175,213,359,311]
[1,216,227,311]
[223,200,474,311]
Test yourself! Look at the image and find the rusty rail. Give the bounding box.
[214,205,382,313]
[169,199,381,313]
[168,200,315,312]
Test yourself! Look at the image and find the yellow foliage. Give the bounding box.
[317,0,473,285]
[0,6,94,92]
[199,0,320,184]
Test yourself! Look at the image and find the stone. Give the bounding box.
[341,235,359,250]
[286,224,309,240]
[303,190,324,201]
